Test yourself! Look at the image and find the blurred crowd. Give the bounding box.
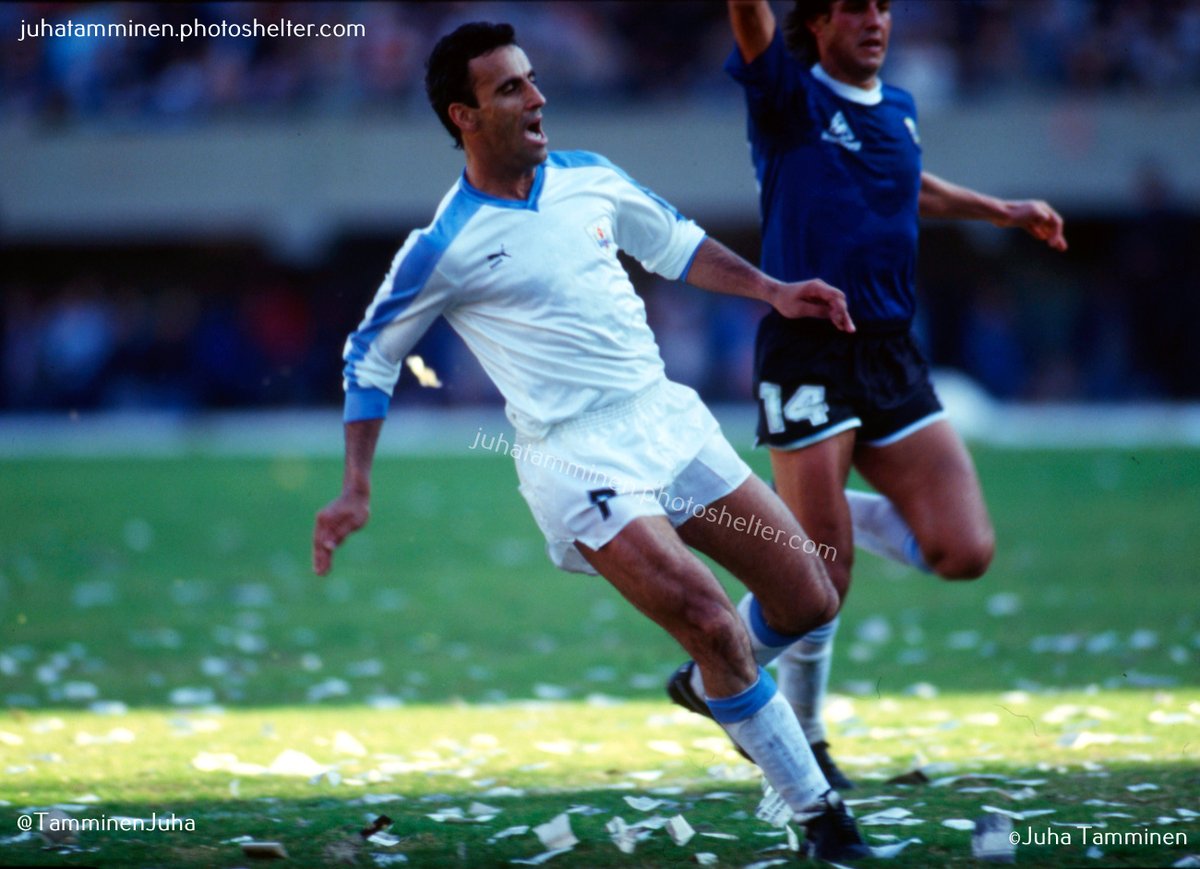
[4,0,1200,126]
[5,182,1199,412]
[4,0,1200,411]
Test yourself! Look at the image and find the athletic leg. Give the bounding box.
[576,516,840,825]
[761,431,857,787]
[663,436,856,780]
[853,419,994,580]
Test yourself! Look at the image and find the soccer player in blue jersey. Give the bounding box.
[313,22,880,860]
[668,0,1068,788]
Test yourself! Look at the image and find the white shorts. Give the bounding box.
[514,379,752,575]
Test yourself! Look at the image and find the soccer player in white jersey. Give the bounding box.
[312,22,879,861]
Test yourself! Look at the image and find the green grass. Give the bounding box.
[1,448,1198,867]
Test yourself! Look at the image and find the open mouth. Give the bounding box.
[525,118,547,145]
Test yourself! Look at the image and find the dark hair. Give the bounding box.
[783,0,835,63]
[425,22,518,149]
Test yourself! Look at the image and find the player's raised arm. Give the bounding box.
[919,171,1068,252]
[728,0,776,63]
[312,418,383,575]
[685,236,855,332]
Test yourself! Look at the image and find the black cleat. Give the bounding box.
[666,661,754,761]
[667,661,852,779]
[665,660,709,716]
[802,789,874,862]
[810,739,855,790]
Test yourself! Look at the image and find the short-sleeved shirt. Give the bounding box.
[726,30,923,331]
[341,151,707,439]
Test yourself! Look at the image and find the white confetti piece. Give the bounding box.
[1059,731,1153,750]
[1127,783,1161,792]
[986,592,1021,616]
[699,831,738,840]
[859,807,917,826]
[1148,710,1195,725]
[943,819,976,830]
[511,846,574,865]
[745,861,789,869]
[647,740,685,756]
[334,731,368,756]
[534,814,578,851]
[481,786,527,798]
[427,808,485,824]
[310,769,342,787]
[488,825,529,843]
[534,740,575,756]
[372,855,409,866]
[88,701,128,716]
[756,785,791,828]
[982,805,1056,821]
[269,749,328,778]
[605,816,639,854]
[694,853,718,866]
[666,814,694,846]
[169,686,213,705]
[871,837,921,858]
[628,770,664,782]
[62,681,98,700]
[367,831,403,847]
[623,796,665,813]
[404,355,442,388]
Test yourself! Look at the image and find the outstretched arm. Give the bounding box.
[312,418,383,575]
[685,237,855,332]
[919,171,1068,252]
[728,0,775,63]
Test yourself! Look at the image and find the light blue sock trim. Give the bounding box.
[904,534,932,574]
[706,667,777,724]
[800,614,839,646]
[749,596,808,648]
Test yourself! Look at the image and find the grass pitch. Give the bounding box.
[1,446,1197,867]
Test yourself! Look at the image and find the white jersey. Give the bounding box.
[342,151,707,438]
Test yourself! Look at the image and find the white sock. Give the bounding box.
[776,616,838,744]
[706,668,831,818]
[689,593,806,699]
[845,489,931,573]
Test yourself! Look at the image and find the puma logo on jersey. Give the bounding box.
[486,244,511,269]
[821,111,862,152]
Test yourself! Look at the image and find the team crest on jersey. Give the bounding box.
[904,116,921,145]
[585,218,614,251]
[821,111,862,152]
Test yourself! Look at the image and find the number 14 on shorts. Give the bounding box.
[759,382,830,433]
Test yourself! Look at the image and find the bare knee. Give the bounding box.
[927,531,995,580]
[679,594,745,657]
